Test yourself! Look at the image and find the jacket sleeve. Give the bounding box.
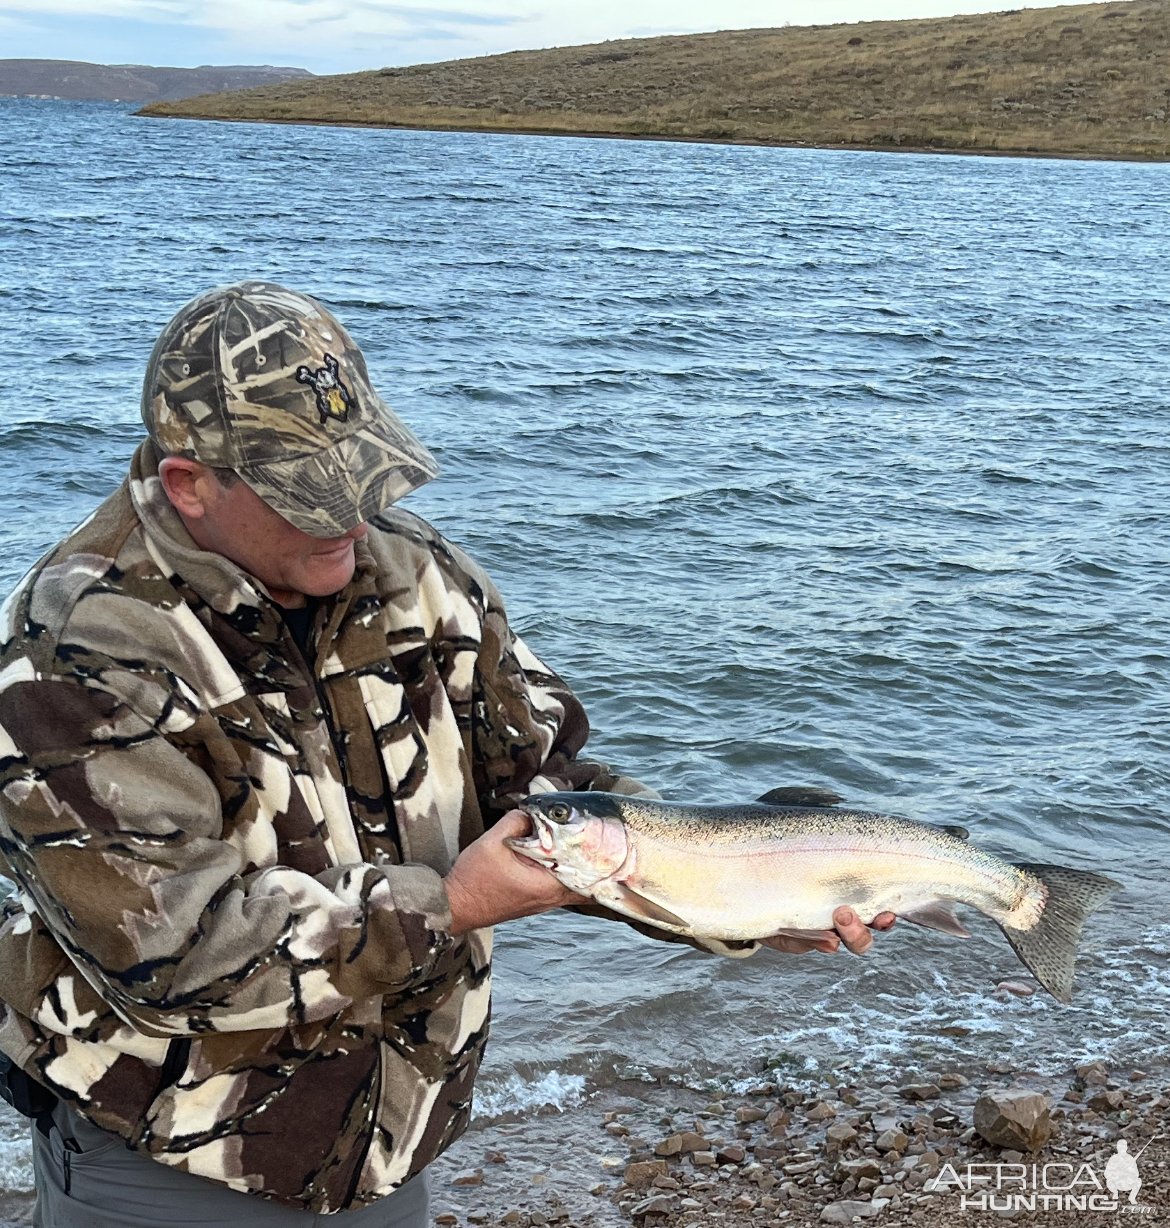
[0,666,458,1039]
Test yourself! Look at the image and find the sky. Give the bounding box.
[1,0,1086,75]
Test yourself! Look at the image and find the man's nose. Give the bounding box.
[347,522,369,541]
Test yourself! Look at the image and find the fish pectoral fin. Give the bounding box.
[900,901,972,938]
[609,883,693,932]
[756,786,844,808]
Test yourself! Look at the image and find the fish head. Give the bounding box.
[506,793,630,893]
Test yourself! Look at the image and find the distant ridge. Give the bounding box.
[0,59,313,103]
[139,1,1170,161]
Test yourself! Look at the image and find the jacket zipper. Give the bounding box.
[342,1045,383,1208]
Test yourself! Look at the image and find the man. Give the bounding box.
[0,282,885,1225]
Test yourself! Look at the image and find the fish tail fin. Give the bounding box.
[998,864,1119,1004]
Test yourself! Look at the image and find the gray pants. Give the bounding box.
[31,1100,430,1226]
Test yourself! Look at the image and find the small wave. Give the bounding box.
[474,1070,586,1121]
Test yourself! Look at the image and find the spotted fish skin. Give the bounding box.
[509,792,1119,1003]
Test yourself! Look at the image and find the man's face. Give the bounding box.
[181,470,367,607]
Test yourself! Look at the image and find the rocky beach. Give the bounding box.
[428,1058,1169,1227]
[0,1053,1164,1227]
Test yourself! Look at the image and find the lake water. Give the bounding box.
[1,99,1168,1208]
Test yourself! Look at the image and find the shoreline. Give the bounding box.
[0,1054,1164,1226]
[134,111,1170,167]
[429,1055,1169,1227]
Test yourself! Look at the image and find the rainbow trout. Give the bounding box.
[506,787,1118,1002]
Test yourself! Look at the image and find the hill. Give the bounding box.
[0,60,312,103]
[136,1,1170,160]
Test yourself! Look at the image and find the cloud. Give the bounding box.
[348,4,527,27]
[0,0,526,48]
[0,0,185,15]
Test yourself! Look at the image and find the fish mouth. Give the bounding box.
[504,811,560,866]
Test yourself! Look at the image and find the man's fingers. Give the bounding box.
[872,911,897,931]
[832,906,874,955]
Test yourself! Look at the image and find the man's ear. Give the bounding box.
[158,456,212,519]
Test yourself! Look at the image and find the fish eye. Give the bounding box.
[547,803,570,823]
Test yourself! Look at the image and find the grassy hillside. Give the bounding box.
[140,1,1170,160]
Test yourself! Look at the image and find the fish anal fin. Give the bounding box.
[901,901,972,938]
[608,883,692,932]
[756,786,844,808]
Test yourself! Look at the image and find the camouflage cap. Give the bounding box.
[142,281,439,536]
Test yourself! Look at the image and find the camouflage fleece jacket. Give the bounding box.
[0,441,643,1212]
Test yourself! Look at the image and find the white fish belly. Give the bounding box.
[629,833,1013,941]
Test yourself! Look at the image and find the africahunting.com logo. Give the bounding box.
[927,1138,1160,1213]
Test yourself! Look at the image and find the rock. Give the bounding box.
[678,1131,707,1153]
[1076,1061,1109,1085]
[435,1216,458,1227]
[624,1160,668,1187]
[916,1150,941,1174]
[822,1199,882,1223]
[605,1121,630,1137]
[716,1144,746,1164]
[900,1084,941,1100]
[690,1151,717,1167]
[502,1212,522,1225]
[938,1073,969,1090]
[995,980,1037,996]
[784,1159,820,1176]
[630,1194,678,1218]
[807,1100,837,1121]
[1087,1088,1125,1112]
[654,1134,684,1157]
[652,1175,680,1190]
[736,1105,768,1123]
[451,1169,483,1186]
[485,1150,507,1164]
[732,1193,758,1210]
[826,1122,859,1146]
[973,1090,1053,1151]
[986,1060,1013,1075]
[839,1158,883,1181]
[875,1128,909,1153]
[766,1107,791,1130]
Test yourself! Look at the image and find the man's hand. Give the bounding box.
[445,810,588,935]
[760,908,897,956]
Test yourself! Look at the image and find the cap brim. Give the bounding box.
[236,402,439,536]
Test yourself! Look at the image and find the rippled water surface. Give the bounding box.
[1,103,1169,1152]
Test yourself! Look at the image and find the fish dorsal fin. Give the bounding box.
[900,901,972,938]
[609,883,692,932]
[756,786,844,808]
[931,823,970,841]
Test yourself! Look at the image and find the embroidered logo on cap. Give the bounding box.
[295,354,355,424]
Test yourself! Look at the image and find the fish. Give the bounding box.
[505,787,1119,1003]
